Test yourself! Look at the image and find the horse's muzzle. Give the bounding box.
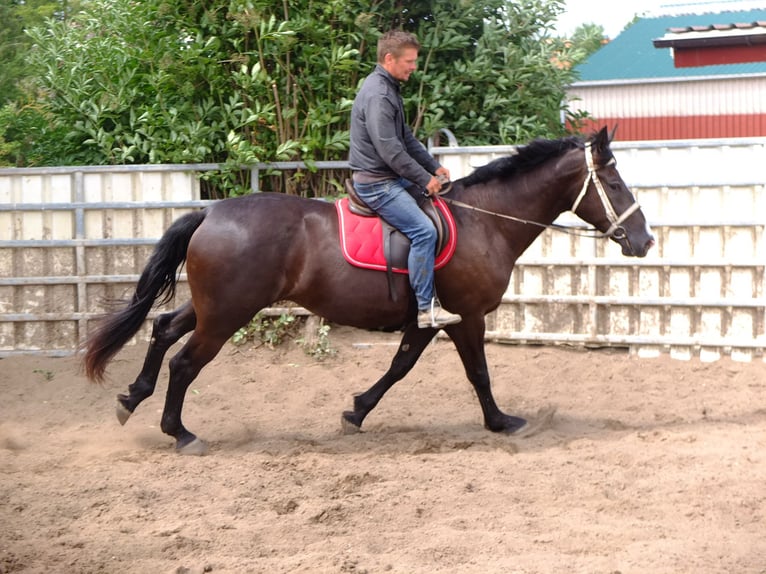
[614,230,654,257]
[623,235,655,257]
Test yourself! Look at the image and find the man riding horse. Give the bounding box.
[349,30,462,329]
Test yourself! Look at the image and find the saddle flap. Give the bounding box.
[419,197,448,254]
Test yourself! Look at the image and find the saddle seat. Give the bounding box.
[344,178,450,255]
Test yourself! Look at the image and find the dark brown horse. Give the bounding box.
[83,128,654,454]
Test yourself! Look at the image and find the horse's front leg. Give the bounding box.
[116,302,196,425]
[445,315,527,434]
[342,323,438,433]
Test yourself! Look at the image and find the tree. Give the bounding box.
[8,0,364,184]
[0,0,75,107]
[0,1,25,107]
[569,22,607,66]
[0,1,82,165]
[1,0,582,196]
[361,0,576,144]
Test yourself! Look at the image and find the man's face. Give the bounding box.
[383,47,418,82]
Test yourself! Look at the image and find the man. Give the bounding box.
[348,30,462,329]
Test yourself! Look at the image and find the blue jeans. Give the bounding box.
[353,178,437,310]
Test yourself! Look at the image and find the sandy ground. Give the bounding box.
[1,325,766,574]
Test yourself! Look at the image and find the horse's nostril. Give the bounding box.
[641,237,655,256]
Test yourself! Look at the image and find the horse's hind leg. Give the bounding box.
[342,323,437,433]
[116,302,196,425]
[159,330,232,455]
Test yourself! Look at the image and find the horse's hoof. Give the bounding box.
[115,401,132,426]
[340,413,362,435]
[512,405,557,438]
[176,437,208,456]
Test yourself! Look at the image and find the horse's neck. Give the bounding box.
[454,171,574,262]
[458,171,568,228]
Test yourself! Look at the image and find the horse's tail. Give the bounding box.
[82,209,208,382]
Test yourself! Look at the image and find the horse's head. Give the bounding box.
[570,127,654,257]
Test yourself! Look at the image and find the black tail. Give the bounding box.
[82,209,207,382]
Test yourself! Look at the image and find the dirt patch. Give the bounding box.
[1,326,765,573]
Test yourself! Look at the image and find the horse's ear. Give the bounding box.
[592,126,610,151]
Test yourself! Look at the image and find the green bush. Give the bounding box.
[1,0,582,197]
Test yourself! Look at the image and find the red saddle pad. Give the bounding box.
[336,197,457,273]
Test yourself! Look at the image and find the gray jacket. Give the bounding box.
[348,65,440,188]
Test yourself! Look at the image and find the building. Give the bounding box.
[568,8,766,140]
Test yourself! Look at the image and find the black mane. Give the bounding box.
[459,136,583,188]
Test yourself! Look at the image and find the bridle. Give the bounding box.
[570,142,640,239]
[439,142,641,239]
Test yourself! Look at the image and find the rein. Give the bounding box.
[438,142,640,239]
[440,195,599,237]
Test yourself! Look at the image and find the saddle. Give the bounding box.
[344,178,451,257]
[338,179,457,301]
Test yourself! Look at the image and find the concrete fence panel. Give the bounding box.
[0,166,207,355]
[2,139,765,361]
[431,137,766,361]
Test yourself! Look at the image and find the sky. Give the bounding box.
[555,0,766,38]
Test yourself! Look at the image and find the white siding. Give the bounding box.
[568,75,766,117]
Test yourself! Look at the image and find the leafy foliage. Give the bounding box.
[399,0,578,145]
[0,0,585,195]
[232,313,299,349]
[296,319,336,360]
[0,0,75,108]
[0,1,25,107]
[231,312,335,359]
[22,0,242,166]
[568,23,608,65]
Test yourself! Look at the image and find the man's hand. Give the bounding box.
[425,176,442,196]
[425,167,451,196]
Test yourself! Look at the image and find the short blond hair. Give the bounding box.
[377,30,420,63]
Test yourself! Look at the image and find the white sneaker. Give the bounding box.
[417,301,462,329]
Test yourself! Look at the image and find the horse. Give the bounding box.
[82,127,654,455]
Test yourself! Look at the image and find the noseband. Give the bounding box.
[571,142,640,239]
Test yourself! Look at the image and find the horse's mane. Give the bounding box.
[459,136,583,188]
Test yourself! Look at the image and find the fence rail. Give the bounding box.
[1,138,764,360]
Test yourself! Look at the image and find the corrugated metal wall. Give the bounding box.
[568,76,766,140]
[576,114,766,140]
